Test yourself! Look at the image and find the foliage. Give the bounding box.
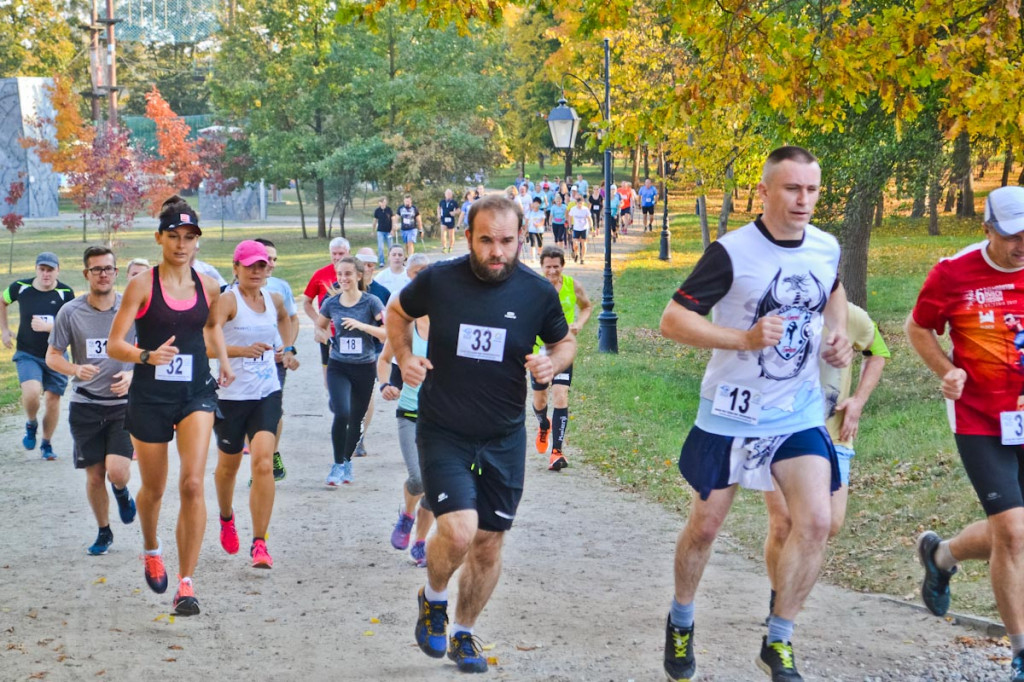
[0,0,78,77]
[144,86,206,192]
[2,180,25,235]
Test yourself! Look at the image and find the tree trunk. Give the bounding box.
[538,153,545,171]
[697,186,710,250]
[928,173,941,236]
[911,181,926,218]
[746,186,754,213]
[873,191,884,228]
[338,195,348,239]
[316,178,327,238]
[839,184,876,308]
[630,144,641,187]
[295,179,308,239]
[717,161,733,238]
[953,132,975,218]
[563,148,573,181]
[1002,141,1014,187]
[643,144,649,180]
[944,184,956,213]
[328,198,340,239]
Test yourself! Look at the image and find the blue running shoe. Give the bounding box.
[411,540,427,568]
[917,531,956,616]
[664,616,697,681]
[391,510,414,550]
[447,631,488,673]
[325,463,344,488]
[112,483,136,524]
[342,459,353,484]
[1012,654,1024,682]
[22,421,37,450]
[87,528,113,556]
[415,587,448,658]
[40,440,56,461]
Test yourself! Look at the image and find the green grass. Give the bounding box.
[569,212,1001,618]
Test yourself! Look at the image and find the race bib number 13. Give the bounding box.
[457,324,506,362]
[155,354,193,382]
[1001,411,1024,446]
[711,382,762,425]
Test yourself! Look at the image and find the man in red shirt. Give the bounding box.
[301,237,350,375]
[906,185,1024,682]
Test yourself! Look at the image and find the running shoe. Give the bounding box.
[112,484,136,524]
[1012,654,1024,682]
[242,445,250,456]
[757,636,802,681]
[40,441,57,461]
[664,617,697,681]
[272,452,286,481]
[548,449,568,472]
[220,513,240,555]
[354,437,367,457]
[917,530,956,616]
[411,540,427,568]
[251,539,273,569]
[535,428,550,454]
[87,527,113,556]
[22,421,37,450]
[391,510,415,550]
[447,631,488,673]
[326,463,344,488]
[143,552,168,594]
[172,577,200,616]
[342,459,353,484]
[415,587,448,658]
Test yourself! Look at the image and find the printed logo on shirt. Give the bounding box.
[754,269,827,381]
[437,492,448,503]
[979,310,995,325]
[504,311,517,320]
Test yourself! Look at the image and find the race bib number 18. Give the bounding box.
[1000,411,1024,446]
[711,382,762,425]
[155,354,193,382]
[457,324,506,362]
[338,337,363,355]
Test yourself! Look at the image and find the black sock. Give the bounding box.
[221,513,233,522]
[769,588,776,614]
[534,407,550,431]
[111,481,129,498]
[98,525,112,537]
[553,407,569,450]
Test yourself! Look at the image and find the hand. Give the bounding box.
[745,315,784,350]
[274,347,284,364]
[149,335,179,366]
[399,355,433,388]
[821,329,853,368]
[313,328,329,345]
[381,384,401,401]
[1,329,10,349]
[242,341,272,359]
[569,322,582,336]
[941,367,967,400]
[219,364,235,388]
[30,316,53,333]
[836,396,865,442]
[110,370,132,396]
[74,364,100,381]
[340,317,362,331]
[524,353,554,385]
[283,354,299,371]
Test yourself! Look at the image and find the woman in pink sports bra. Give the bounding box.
[108,195,232,617]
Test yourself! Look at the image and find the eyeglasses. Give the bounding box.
[87,266,118,275]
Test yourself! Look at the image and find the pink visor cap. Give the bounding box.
[234,240,270,266]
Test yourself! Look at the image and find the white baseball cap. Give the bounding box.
[985,186,1024,237]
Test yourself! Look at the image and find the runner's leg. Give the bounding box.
[674,486,736,605]
[427,509,478,593]
[454,529,505,628]
[987,508,1024,634]
[41,390,60,442]
[133,439,169,551]
[85,462,110,528]
[20,379,41,424]
[174,410,215,579]
[249,431,276,538]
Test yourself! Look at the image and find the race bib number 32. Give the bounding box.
[711,382,762,425]
[1001,411,1024,446]
[155,354,193,382]
[457,324,506,362]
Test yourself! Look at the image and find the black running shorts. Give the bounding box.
[214,391,284,455]
[954,434,1024,516]
[126,390,218,444]
[417,422,525,533]
[69,402,133,469]
[642,205,655,215]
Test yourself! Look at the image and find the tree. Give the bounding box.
[3,179,25,274]
[0,0,78,78]
[143,86,209,214]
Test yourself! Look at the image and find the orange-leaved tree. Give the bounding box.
[144,86,208,215]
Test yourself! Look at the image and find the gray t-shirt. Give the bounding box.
[49,294,134,404]
[319,291,384,364]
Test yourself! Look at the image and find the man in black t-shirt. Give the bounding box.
[438,189,459,254]
[397,195,423,258]
[0,251,75,460]
[388,195,575,674]
[373,197,395,266]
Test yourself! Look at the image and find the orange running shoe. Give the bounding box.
[220,513,239,555]
[251,539,273,569]
[143,552,168,594]
[548,449,568,472]
[173,576,199,616]
[536,428,550,454]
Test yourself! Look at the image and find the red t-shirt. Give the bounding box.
[912,242,1024,435]
[304,262,338,334]
[617,187,632,209]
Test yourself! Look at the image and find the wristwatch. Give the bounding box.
[139,349,151,365]
[284,346,297,355]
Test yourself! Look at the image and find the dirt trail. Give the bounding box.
[0,230,1006,681]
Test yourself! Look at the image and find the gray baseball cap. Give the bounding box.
[35,252,59,268]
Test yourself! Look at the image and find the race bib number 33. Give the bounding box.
[457,324,506,362]
[1001,411,1024,446]
[711,382,762,425]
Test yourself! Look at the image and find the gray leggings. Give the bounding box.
[398,413,430,511]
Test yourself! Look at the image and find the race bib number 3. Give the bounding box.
[155,354,193,382]
[86,337,109,359]
[711,382,762,425]
[338,337,363,355]
[457,324,506,362]
[1001,411,1024,446]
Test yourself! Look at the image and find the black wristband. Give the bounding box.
[379,382,392,393]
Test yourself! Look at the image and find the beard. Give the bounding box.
[469,247,518,283]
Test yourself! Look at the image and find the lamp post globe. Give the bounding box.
[547,98,580,150]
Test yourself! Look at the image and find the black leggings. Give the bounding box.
[326,359,376,464]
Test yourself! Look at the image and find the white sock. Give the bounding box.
[424,583,448,603]
[1010,633,1024,658]
[451,622,472,636]
[180,576,192,585]
[144,539,162,556]
[935,540,958,571]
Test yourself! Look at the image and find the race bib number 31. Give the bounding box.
[711,382,762,425]
[86,337,108,359]
[155,354,193,382]
[1001,411,1024,446]
[457,324,506,362]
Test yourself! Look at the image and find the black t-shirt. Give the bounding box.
[399,256,569,438]
[373,207,394,233]
[589,195,602,213]
[398,205,420,231]
[4,279,75,357]
[439,199,458,227]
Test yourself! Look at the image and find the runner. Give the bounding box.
[588,185,603,234]
[569,195,593,265]
[576,173,589,199]
[617,181,634,234]
[385,254,430,395]
[301,237,350,378]
[354,248,391,457]
[191,242,228,288]
[658,146,852,681]
[906,186,1024,682]
[762,302,889,620]
[459,191,474,233]
[374,196,395,266]
[126,258,151,280]
[387,194,576,673]
[376,244,412,295]
[1,251,75,460]
[45,246,136,556]
[107,195,233,616]
[439,189,459,254]
[532,245,593,471]
[549,193,568,253]
[525,197,547,264]
[398,195,423,257]
[639,177,659,232]
[252,238,299,482]
[314,256,386,486]
[211,240,297,570]
[608,183,621,243]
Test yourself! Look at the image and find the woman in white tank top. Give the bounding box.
[210,240,298,570]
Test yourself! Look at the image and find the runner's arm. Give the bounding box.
[376,341,401,400]
[45,345,97,380]
[0,295,11,348]
[836,353,886,442]
[301,294,319,326]
[571,281,593,334]
[385,297,432,387]
[107,272,153,364]
[905,312,966,400]
[203,280,234,386]
[660,300,782,351]
[821,281,853,368]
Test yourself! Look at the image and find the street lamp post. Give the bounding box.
[547,38,617,353]
[659,156,671,261]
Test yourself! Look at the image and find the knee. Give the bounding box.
[792,509,831,545]
[992,525,1024,557]
[86,466,106,487]
[405,476,424,497]
[45,392,60,406]
[439,519,476,556]
[106,463,130,487]
[684,516,724,548]
[250,455,272,479]
[179,474,204,500]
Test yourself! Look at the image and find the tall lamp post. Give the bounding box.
[547,38,617,353]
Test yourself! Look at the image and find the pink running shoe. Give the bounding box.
[251,539,273,569]
[220,513,239,555]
